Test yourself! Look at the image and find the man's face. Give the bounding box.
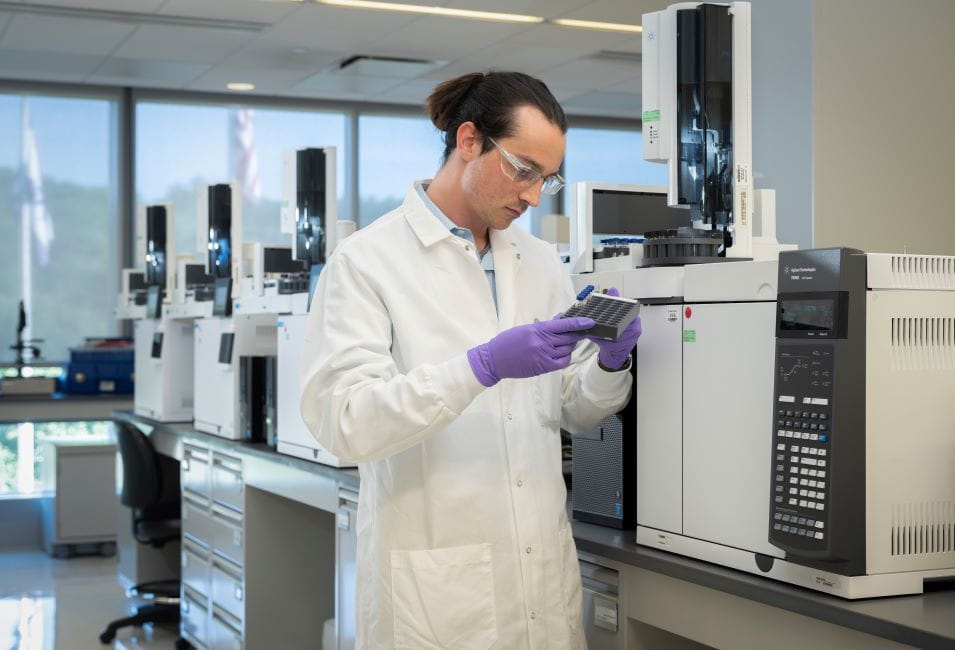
[461,105,565,232]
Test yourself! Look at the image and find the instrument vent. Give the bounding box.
[889,254,955,289]
[891,502,955,556]
[890,317,955,370]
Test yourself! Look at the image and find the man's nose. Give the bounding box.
[519,180,542,208]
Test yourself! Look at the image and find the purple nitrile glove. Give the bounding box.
[589,288,642,370]
[467,316,596,387]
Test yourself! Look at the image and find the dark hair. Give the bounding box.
[425,71,568,163]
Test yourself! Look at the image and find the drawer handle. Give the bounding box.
[233,530,242,547]
[235,584,243,602]
[182,600,190,614]
[182,459,190,472]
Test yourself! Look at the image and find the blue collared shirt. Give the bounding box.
[416,182,498,312]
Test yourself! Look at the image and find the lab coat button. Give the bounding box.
[530,611,537,620]
[516,480,523,487]
[525,546,532,554]
[506,413,513,420]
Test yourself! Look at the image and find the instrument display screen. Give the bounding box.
[779,299,835,333]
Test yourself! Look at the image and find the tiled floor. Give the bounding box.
[0,549,180,650]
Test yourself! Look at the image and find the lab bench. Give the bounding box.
[0,393,133,423]
[114,411,955,650]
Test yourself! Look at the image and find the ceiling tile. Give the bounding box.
[538,57,639,91]
[265,5,419,53]
[372,78,440,105]
[112,23,251,63]
[186,64,314,95]
[224,42,341,74]
[0,48,104,80]
[294,72,405,95]
[422,43,583,79]
[440,0,596,19]
[557,0,664,23]
[507,23,634,53]
[158,0,300,24]
[561,89,641,115]
[0,14,135,55]
[22,0,167,10]
[89,56,210,84]
[365,15,533,62]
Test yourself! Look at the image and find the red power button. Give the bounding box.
[685,306,693,319]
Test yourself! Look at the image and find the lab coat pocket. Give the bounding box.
[558,522,584,637]
[391,543,498,650]
[534,372,562,427]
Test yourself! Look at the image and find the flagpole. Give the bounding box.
[19,97,33,364]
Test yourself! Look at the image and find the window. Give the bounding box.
[0,92,119,364]
[358,115,444,227]
[136,102,346,260]
[561,126,667,213]
[0,421,112,494]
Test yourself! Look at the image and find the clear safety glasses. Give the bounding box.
[487,137,565,195]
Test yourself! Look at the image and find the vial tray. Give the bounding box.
[563,292,641,341]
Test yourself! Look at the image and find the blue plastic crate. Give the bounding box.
[64,345,134,395]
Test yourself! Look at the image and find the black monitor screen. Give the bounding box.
[145,205,167,289]
[295,148,328,266]
[208,184,232,279]
[592,189,690,236]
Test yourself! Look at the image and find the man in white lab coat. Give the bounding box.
[301,71,641,649]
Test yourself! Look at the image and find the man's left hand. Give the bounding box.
[588,288,642,370]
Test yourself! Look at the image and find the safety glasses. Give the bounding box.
[487,137,564,195]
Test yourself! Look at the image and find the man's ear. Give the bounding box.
[455,121,482,162]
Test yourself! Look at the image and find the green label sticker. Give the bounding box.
[683,330,696,343]
[642,109,661,122]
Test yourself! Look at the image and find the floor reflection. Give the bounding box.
[0,551,178,650]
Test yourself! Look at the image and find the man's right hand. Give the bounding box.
[467,317,595,387]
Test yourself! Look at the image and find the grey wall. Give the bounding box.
[0,497,43,548]
[750,0,814,249]
[812,0,955,254]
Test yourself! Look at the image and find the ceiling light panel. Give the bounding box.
[317,0,544,24]
[551,19,642,33]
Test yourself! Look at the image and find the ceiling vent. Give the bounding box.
[337,55,445,78]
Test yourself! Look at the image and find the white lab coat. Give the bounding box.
[301,183,631,649]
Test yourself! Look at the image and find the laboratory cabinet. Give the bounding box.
[39,439,117,557]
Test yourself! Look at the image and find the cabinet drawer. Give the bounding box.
[211,606,243,650]
[182,540,211,597]
[181,589,208,647]
[210,505,244,567]
[212,453,244,513]
[211,558,245,624]
[183,445,211,499]
[182,497,213,548]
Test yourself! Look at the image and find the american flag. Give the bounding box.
[14,99,54,266]
[230,107,261,203]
